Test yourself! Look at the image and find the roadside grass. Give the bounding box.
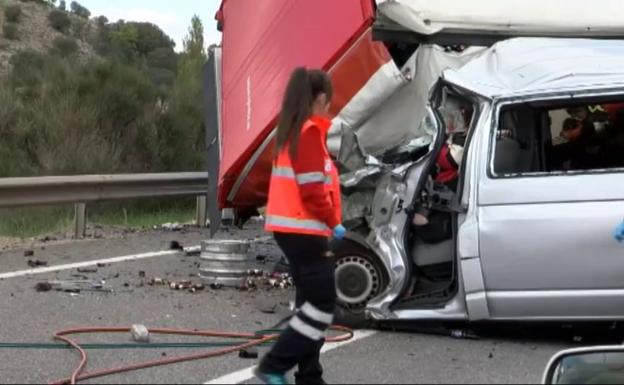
[0,198,196,238]
[0,206,74,238]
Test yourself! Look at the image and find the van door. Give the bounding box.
[476,98,624,320]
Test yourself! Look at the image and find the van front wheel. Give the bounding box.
[331,239,388,329]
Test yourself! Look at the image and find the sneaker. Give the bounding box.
[254,368,288,385]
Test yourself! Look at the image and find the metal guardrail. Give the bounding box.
[0,172,210,238]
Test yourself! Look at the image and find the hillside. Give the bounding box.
[0,0,97,75]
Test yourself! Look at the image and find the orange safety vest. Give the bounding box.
[265,118,342,237]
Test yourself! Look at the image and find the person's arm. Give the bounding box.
[291,127,340,229]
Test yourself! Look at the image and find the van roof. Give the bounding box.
[375,0,624,45]
[442,38,624,99]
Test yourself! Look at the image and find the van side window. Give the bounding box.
[492,100,624,177]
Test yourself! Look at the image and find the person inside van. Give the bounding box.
[412,102,472,242]
[550,116,600,170]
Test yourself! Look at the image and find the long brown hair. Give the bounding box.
[275,68,333,160]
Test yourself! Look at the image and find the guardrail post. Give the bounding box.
[74,203,87,239]
[196,195,208,227]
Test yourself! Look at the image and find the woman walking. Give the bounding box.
[255,68,346,385]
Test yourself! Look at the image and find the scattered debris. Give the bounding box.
[450,330,480,340]
[161,223,183,231]
[210,283,224,290]
[189,284,205,293]
[24,250,35,257]
[131,324,150,343]
[170,241,184,251]
[184,246,201,256]
[97,263,108,268]
[257,302,277,315]
[488,353,494,359]
[71,274,89,280]
[27,260,47,268]
[138,271,146,278]
[238,270,293,291]
[77,268,98,274]
[35,280,111,294]
[149,278,168,286]
[239,347,259,359]
[35,282,53,292]
[145,277,207,293]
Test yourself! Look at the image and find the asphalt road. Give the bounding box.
[0,223,619,384]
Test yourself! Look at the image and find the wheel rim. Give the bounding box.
[335,255,382,309]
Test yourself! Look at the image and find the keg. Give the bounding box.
[199,239,251,286]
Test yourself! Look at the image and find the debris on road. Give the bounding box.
[35,280,111,294]
[184,246,201,256]
[27,260,47,268]
[77,268,98,274]
[160,223,182,231]
[35,282,53,292]
[239,347,259,359]
[146,277,207,293]
[131,324,150,343]
[170,241,184,251]
[450,330,480,340]
[257,301,277,314]
[23,250,35,257]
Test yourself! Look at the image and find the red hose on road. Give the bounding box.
[50,325,354,385]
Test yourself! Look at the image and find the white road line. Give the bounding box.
[0,250,180,280]
[204,330,378,385]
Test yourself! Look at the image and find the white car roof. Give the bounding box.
[442,38,624,99]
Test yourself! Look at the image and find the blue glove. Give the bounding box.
[333,224,347,240]
[615,221,624,243]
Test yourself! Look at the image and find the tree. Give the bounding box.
[48,10,71,33]
[177,15,206,82]
[58,0,66,11]
[182,15,205,59]
[49,36,79,57]
[96,15,108,27]
[158,15,207,171]
[70,1,90,18]
[5,4,22,23]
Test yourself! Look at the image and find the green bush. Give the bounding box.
[50,36,78,57]
[48,9,70,33]
[3,22,18,40]
[4,4,21,23]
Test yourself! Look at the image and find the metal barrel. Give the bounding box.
[199,240,251,286]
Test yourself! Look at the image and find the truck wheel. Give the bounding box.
[331,239,389,329]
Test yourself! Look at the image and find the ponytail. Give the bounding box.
[275,67,333,160]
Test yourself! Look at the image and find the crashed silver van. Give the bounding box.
[331,1,624,325]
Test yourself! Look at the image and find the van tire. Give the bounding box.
[330,239,389,329]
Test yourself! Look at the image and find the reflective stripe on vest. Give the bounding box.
[272,167,333,186]
[265,215,330,232]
